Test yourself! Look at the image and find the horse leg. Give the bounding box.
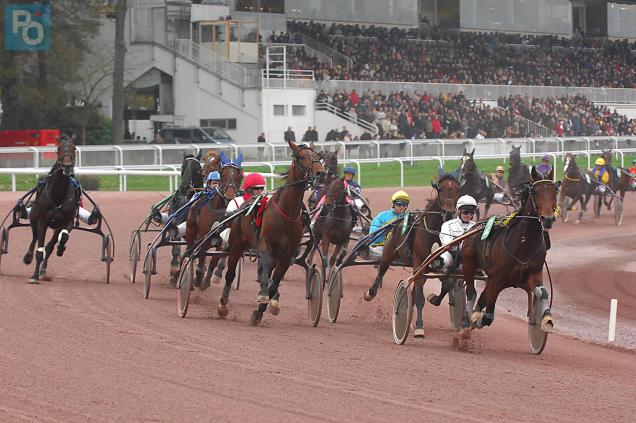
[217,250,242,318]
[206,257,227,284]
[194,253,206,289]
[575,194,587,223]
[471,280,501,329]
[23,220,38,265]
[364,259,390,301]
[40,228,62,281]
[251,250,273,325]
[169,245,180,288]
[462,258,478,330]
[29,221,47,284]
[413,279,426,338]
[268,260,291,316]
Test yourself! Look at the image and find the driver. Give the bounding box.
[592,157,610,193]
[491,165,506,203]
[366,191,410,259]
[435,195,477,272]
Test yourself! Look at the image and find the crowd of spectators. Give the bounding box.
[316,89,636,140]
[273,21,636,88]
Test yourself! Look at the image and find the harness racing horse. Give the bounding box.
[507,145,531,204]
[312,176,356,271]
[363,172,460,337]
[23,136,80,283]
[458,148,494,219]
[165,152,203,285]
[461,167,558,352]
[308,149,339,211]
[599,149,629,209]
[217,141,325,325]
[558,153,595,224]
[184,152,243,289]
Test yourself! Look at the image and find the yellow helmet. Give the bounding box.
[391,190,410,204]
[496,165,505,172]
[595,157,606,166]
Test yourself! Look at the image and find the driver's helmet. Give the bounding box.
[343,166,356,176]
[206,171,220,183]
[496,165,505,172]
[243,172,266,190]
[391,190,410,207]
[595,157,606,166]
[456,195,477,213]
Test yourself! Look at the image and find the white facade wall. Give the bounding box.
[261,89,315,143]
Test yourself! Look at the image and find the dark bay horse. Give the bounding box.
[23,136,80,283]
[461,167,558,335]
[185,152,243,289]
[458,148,494,218]
[558,153,595,224]
[507,145,531,204]
[217,141,325,325]
[600,149,629,209]
[312,177,356,270]
[165,152,203,285]
[308,149,338,211]
[363,173,460,337]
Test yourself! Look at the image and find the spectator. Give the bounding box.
[257,132,266,161]
[284,126,296,143]
[302,126,313,142]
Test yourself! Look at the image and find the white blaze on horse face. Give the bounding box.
[563,156,570,173]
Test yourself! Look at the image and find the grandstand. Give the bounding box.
[98,0,636,144]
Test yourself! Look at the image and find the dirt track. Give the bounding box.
[1,189,635,422]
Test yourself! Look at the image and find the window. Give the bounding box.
[235,0,283,14]
[200,118,237,129]
[292,105,306,116]
[273,105,286,116]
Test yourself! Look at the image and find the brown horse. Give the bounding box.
[507,145,531,203]
[558,153,595,223]
[216,141,325,325]
[461,167,558,336]
[23,135,80,283]
[457,148,494,219]
[308,149,339,211]
[312,177,356,270]
[202,149,221,177]
[363,173,460,337]
[185,152,243,289]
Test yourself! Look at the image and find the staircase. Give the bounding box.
[316,102,378,134]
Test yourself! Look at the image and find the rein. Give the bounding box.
[270,198,304,222]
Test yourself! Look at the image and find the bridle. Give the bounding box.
[290,145,324,188]
[217,162,243,200]
[55,140,76,176]
[435,176,459,219]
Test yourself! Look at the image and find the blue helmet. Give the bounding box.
[206,171,220,182]
[343,166,355,175]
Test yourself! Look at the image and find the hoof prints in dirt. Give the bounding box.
[451,329,479,353]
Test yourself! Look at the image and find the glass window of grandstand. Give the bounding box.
[273,105,286,116]
[419,0,459,27]
[292,105,306,116]
[200,119,237,130]
[236,0,284,14]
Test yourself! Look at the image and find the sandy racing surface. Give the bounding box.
[1,188,635,422]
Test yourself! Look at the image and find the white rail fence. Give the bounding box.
[2,147,635,192]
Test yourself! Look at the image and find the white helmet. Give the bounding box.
[456,195,477,211]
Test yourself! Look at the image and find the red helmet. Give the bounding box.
[243,172,266,190]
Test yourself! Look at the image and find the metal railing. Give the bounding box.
[261,68,315,89]
[315,102,378,134]
[315,80,636,103]
[268,42,334,67]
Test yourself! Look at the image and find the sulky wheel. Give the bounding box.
[0,226,6,271]
[528,292,549,355]
[307,266,323,327]
[103,234,114,284]
[177,258,194,318]
[327,267,343,323]
[448,278,467,331]
[594,195,602,218]
[614,197,624,226]
[392,280,413,345]
[129,231,141,283]
[142,251,154,299]
[559,197,570,223]
[233,256,243,290]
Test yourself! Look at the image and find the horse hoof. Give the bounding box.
[541,315,554,333]
[414,328,425,338]
[574,219,580,225]
[269,299,280,315]
[23,254,33,265]
[427,294,441,306]
[250,310,262,326]
[471,311,483,326]
[56,246,65,257]
[217,303,229,317]
[40,273,51,282]
[257,294,269,304]
[211,273,222,284]
[28,278,39,284]
[363,290,374,302]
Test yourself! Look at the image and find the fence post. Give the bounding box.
[11,173,16,192]
[608,298,618,343]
